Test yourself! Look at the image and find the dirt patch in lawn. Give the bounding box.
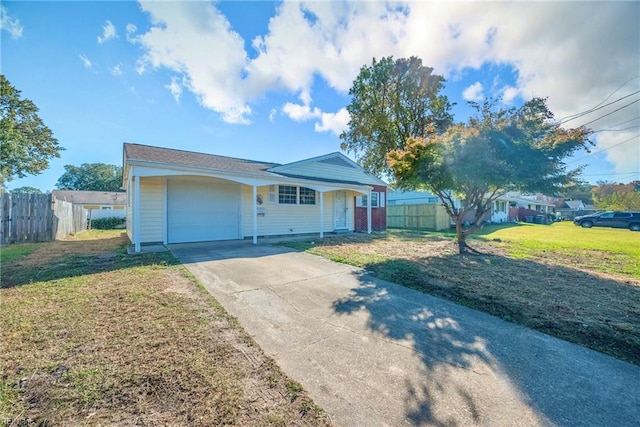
[1,233,330,426]
[284,231,640,365]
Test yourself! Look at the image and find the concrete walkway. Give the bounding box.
[169,240,640,427]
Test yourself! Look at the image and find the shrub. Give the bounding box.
[90,217,126,230]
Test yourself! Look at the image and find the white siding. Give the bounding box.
[275,160,380,186]
[140,177,164,243]
[241,186,356,237]
[126,182,133,242]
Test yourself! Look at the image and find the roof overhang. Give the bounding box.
[124,159,373,194]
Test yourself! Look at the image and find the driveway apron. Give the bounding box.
[169,241,640,427]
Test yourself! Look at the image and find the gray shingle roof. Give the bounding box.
[123,143,383,188]
[124,143,279,174]
[52,190,126,205]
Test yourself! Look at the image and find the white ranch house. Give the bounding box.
[123,143,387,252]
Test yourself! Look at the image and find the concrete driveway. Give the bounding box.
[169,240,640,427]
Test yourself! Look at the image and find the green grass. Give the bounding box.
[1,235,329,425]
[1,243,42,263]
[368,222,640,278]
[478,222,640,277]
[280,224,640,364]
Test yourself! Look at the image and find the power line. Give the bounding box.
[580,171,639,177]
[558,90,640,125]
[557,76,640,122]
[566,134,639,164]
[592,116,640,132]
[580,98,640,127]
[593,126,640,134]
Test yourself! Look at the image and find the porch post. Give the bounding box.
[252,185,258,244]
[319,191,324,239]
[134,175,141,252]
[367,189,372,234]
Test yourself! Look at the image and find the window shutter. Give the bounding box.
[268,185,276,203]
[380,192,385,208]
[355,195,363,207]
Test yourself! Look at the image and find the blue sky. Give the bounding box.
[2,1,639,192]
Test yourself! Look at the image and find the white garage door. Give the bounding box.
[167,178,241,243]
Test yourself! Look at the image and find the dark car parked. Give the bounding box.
[573,211,640,231]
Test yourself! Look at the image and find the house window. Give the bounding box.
[277,185,316,205]
[278,185,297,204]
[356,192,385,208]
[268,185,277,203]
[370,192,379,208]
[299,187,316,205]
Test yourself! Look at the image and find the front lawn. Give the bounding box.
[281,223,640,365]
[1,231,329,426]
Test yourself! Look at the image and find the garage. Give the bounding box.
[167,177,240,243]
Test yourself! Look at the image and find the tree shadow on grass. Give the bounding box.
[1,237,179,288]
[332,255,640,426]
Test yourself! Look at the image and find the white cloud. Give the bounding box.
[315,108,350,136]
[98,20,118,43]
[79,54,92,69]
[501,86,519,104]
[245,2,408,95]
[462,82,483,102]
[165,77,183,103]
[131,1,639,175]
[596,131,640,178]
[282,102,321,121]
[0,5,23,39]
[111,63,123,76]
[135,1,250,123]
[126,23,137,42]
[282,94,349,136]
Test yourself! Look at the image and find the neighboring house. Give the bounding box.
[387,190,511,223]
[388,189,559,225]
[554,199,596,220]
[51,190,127,220]
[122,143,387,252]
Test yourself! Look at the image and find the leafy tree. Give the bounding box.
[558,181,594,205]
[56,163,123,192]
[388,98,592,253]
[340,56,454,177]
[0,75,63,189]
[592,181,640,210]
[10,186,43,194]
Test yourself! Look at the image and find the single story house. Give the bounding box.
[51,190,127,220]
[388,189,558,225]
[387,189,511,223]
[555,199,595,220]
[123,143,386,252]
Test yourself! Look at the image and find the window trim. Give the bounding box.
[275,185,316,205]
[278,185,298,205]
[356,191,385,208]
[299,186,316,205]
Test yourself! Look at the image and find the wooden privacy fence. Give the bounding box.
[386,204,451,231]
[0,193,87,244]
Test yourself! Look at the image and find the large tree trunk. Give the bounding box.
[454,217,470,254]
[453,216,482,255]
